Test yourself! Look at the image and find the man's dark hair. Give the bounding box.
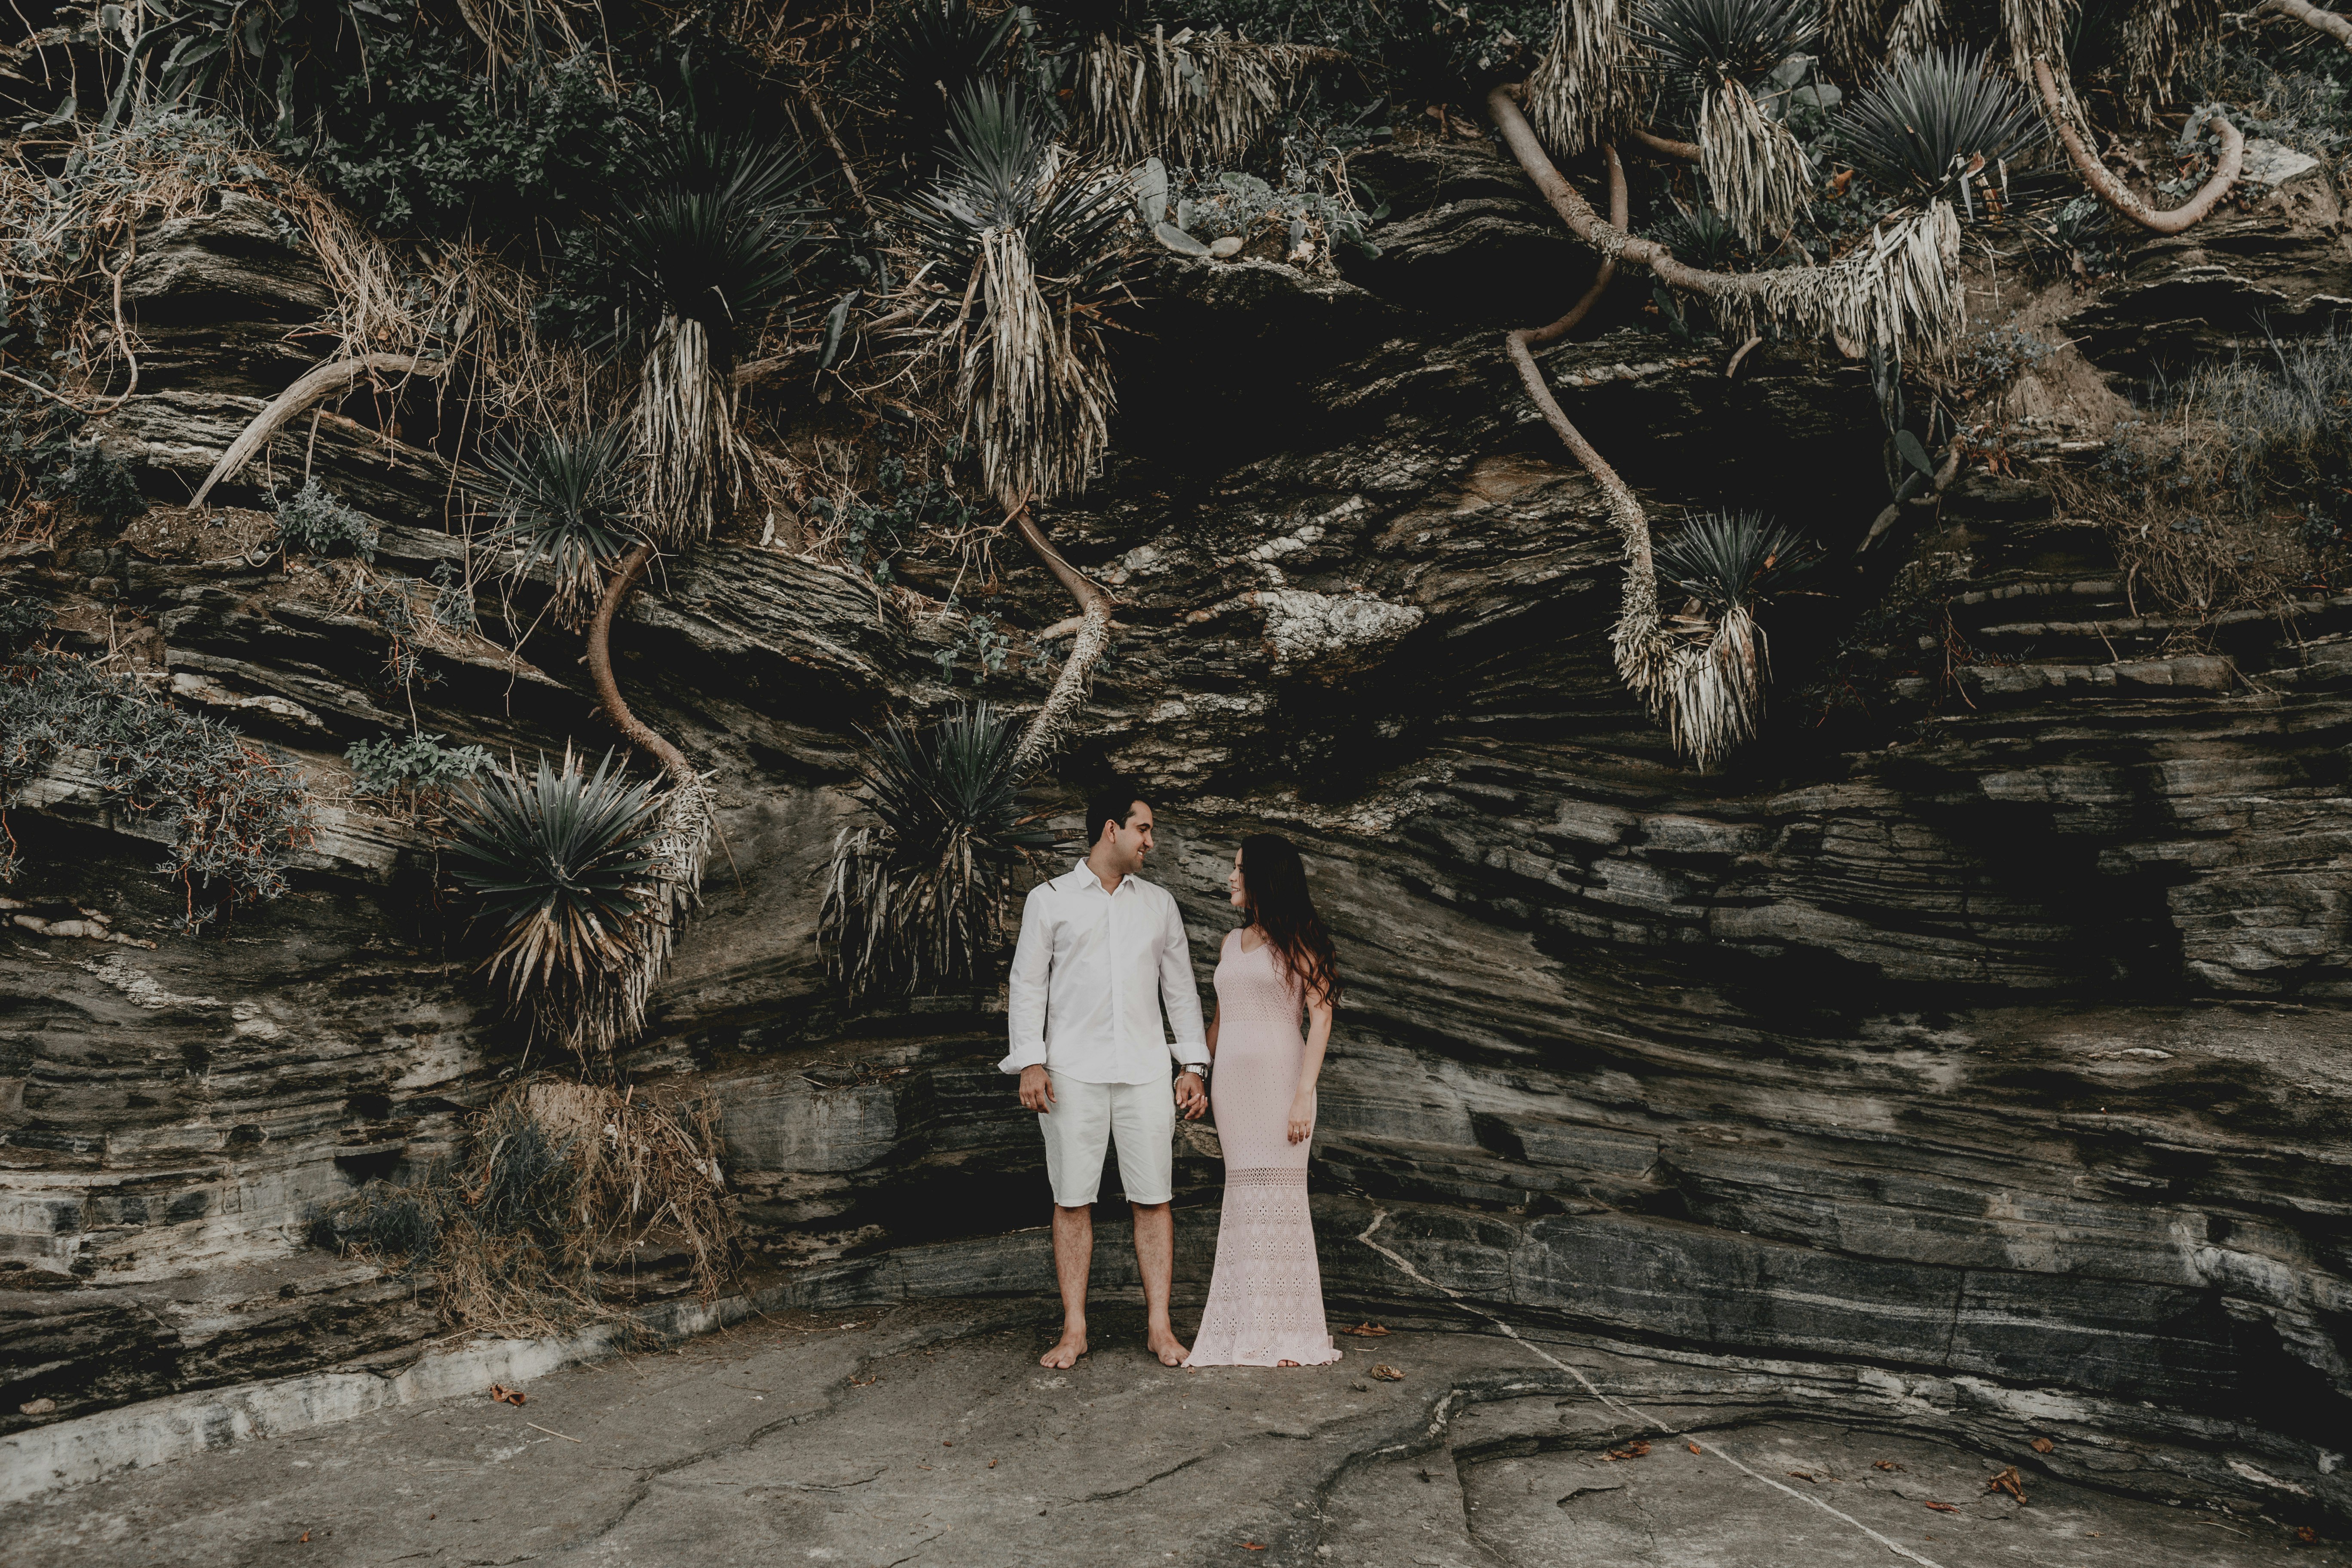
[1084,781,1149,845]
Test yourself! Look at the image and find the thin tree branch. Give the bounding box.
[1629,126,1701,161]
[587,542,696,787]
[190,352,440,507]
[2261,0,2352,48]
[1008,503,1115,771]
[799,86,879,227]
[2033,58,2244,234]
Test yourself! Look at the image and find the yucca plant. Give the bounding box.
[1636,0,1820,245]
[466,426,639,627]
[863,0,1017,166]
[1528,0,1643,158]
[607,129,818,544]
[1837,48,2044,214]
[820,703,1056,1001]
[1638,511,1819,767]
[903,80,1133,514]
[446,747,671,1058]
[1026,0,1333,166]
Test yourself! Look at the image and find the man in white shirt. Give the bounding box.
[1003,783,1209,1370]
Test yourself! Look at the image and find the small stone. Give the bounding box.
[19,1397,56,1415]
[1208,236,1244,258]
[1350,1379,1371,1392]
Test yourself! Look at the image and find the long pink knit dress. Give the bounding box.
[1185,928,1340,1368]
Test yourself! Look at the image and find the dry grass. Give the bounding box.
[316,1077,737,1334]
[1527,0,1642,156]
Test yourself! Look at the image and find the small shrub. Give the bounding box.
[465,425,637,624]
[808,450,982,585]
[1654,509,1819,614]
[1834,48,2044,211]
[0,650,315,906]
[344,729,495,811]
[56,444,150,526]
[275,478,377,561]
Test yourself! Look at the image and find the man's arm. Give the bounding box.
[1000,887,1051,1075]
[1158,893,1209,1069]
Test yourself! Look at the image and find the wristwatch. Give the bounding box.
[1181,1062,1210,1087]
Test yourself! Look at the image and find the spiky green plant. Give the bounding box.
[1636,0,1822,244]
[446,747,665,1055]
[863,0,1017,163]
[1654,509,1820,612]
[1836,48,2044,211]
[606,129,818,544]
[820,702,1055,1001]
[466,425,639,626]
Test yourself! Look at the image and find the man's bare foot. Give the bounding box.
[1147,1326,1189,1367]
[1040,1329,1087,1369]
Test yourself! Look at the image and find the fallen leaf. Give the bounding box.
[1369,1364,1405,1381]
[1341,1323,1391,1337]
[1604,1439,1651,1461]
[1874,1460,1905,1473]
[2031,1437,2055,1455]
[2298,1527,2318,1544]
[298,1532,311,1543]
[1986,1465,2027,1502]
[943,1440,954,1447]
[1926,1501,1960,1513]
[988,1459,999,1469]
[1243,1544,1268,1551]
[489,1384,526,1407]
[1687,1442,1702,1455]
[1787,1470,1817,1483]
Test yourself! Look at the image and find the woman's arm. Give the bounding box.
[1286,989,1333,1145]
[1206,1004,1221,1059]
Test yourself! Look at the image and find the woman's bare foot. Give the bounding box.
[1278,1360,1300,1367]
[1147,1326,1190,1367]
[1040,1328,1088,1369]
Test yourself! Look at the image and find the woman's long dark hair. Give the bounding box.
[1238,833,1342,1007]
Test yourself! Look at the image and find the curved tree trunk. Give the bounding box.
[2032,58,2243,234]
[1629,126,1701,161]
[587,542,695,786]
[191,353,439,507]
[2261,0,2352,48]
[1008,505,1115,772]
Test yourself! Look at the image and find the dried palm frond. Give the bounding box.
[1700,199,1963,359]
[606,131,817,543]
[820,702,1054,1000]
[2111,0,2219,114]
[1696,75,1813,244]
[1528,0,1645,157]
[466,425,640,627]
[1819,0,1893,83]
[903,82,1133,511]
[1883,0,1950,59]
[1068,28,1338,166]
[1837,48,2044,209]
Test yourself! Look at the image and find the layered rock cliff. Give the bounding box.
[4,135,2349,1524]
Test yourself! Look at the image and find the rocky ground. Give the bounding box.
[5,1298,2340,1568]
[6,128,2352,1533]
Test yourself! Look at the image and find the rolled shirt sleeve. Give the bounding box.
[1158,892,1209,1069]
[1001,884,1052,1074]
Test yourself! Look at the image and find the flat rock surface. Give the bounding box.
[9,1301,2340,1568]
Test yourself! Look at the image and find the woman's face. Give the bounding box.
[1228,848,1248,911]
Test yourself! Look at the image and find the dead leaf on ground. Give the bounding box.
[1787,1470,1817,1482]
[1986,1465,2028,1502]
[1369,1363,1405,1381]
[1341,1323,1391,1337]
[1687,1442,1702,1455]
[1243,1543,1268,1551]
[297,1531,311,1543]
[489,1384,526,1406]
[988,1459,999,1468]
[1602,1439,1651,1461]
[1926,1501,1960,1513]
[2031,1437,2055,1454]
[2298,1527,2318,1544]
[1874,1460,1905,1473]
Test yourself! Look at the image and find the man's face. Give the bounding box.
[1105,801,1154,872]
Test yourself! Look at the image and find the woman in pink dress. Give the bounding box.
[1185,833,1344,1369]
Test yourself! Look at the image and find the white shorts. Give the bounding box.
[1038,1076,1175,1207]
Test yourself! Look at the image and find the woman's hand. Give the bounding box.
[1286,1093,1314,1145]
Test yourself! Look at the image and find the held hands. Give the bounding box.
[1019,1064,1055,1114]
[1287,1093,1314,1145]
[1175,1071,1207,1120]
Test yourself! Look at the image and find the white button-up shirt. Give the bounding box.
[1001,860,1209,1085]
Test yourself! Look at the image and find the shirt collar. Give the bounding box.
[1066,859,1136,896]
